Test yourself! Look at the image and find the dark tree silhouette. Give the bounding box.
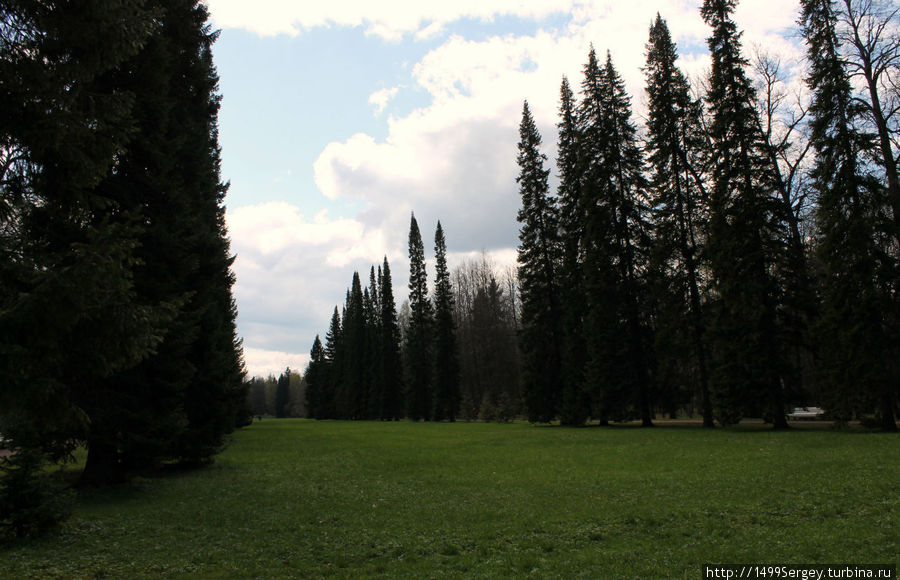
[379,258,405,420]
[802,0,897,430]
[432,222,461,421]
[404,213,433,420]
[515,101,565,424]
[644,14,714,427]
[555,76,592,425]
[579,49,655,426]
[702,0,790,428]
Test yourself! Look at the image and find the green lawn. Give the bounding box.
[2,420,898,579]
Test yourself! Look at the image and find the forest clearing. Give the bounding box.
[3,420,897,578]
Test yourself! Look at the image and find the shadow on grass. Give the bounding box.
[73,459,229,508]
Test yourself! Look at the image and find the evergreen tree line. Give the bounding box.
[0,0,247,513]
[293,249,522,423]
[245,368,306,419]
[305,215,463,421]
[515,0,899,430]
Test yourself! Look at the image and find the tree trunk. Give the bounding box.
[880,387,898,432]
[79,438,123,487]
[771,379,790,430]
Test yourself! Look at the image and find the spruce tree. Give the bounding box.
[379,258,404,420]
[515,101,565,424]
[702,0,790,427]
[801,0,897,430]
[83,2,193,474]
[578,48,622,424]
[1,0,183,483]
[339,272,367,419]
[432,222,461,421]
[166,0,247,463]
[321,307,342,419]
[275,368,291,418]
[365,266,382,418]
[555,76,591,425]
[1,0,246,482]
[405,213,433,420]
[577,47,626,425]
[47,0,245,479]
[578,49,654,426]
[602,52,655,427]
[362,286,376,418]
[305,336,327,419]
[644,14,714,427]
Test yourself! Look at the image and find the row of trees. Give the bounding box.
[305,253,404,420]
[515,0,898,429]
[305,215,464,421]
[269,249,522,422]
[246,369,306,418]
[260,250,522,423]
[0,0,247,506]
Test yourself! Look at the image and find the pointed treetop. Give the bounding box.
[434,221,451,292]
[560,74,572,97]
[310,335,325,361]
[558,75,576,127]
[701,0,738,21]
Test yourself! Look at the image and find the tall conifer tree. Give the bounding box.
[379,258,404,420]
[432,222,461,421]
[515,102,565,423]
[64,0,247,481]
[321,307,342,419]
[579,49,655,426]
[644,14,714,427]
[1,0,246,482]
[702,0,790,427]
[305,335,327,419]
[578,48,622,424]
[339,272,367,419]
[166,0,247,463]
[0,0,168,468]
[362,284,377,419]
[275,368,291,418]
[405,213,433,420]
[364,266,382,419]
[556,77,592,425]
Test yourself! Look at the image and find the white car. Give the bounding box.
[788,406,825,420]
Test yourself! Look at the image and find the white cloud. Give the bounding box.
[204,0,576,39]
[369,86,400,115]
[243,346,310,379]
[227,202,397,376]
[311,0,803,237]
[228,201,368,257]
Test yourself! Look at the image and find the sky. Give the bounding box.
[204,0,805,378]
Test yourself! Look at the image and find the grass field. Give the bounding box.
[2,420,898,579]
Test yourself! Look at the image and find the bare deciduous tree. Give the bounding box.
[838,0,900,245]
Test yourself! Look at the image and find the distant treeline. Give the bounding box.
[297,217,523,422]
[247,243,523,422]
[245,369,306,418]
